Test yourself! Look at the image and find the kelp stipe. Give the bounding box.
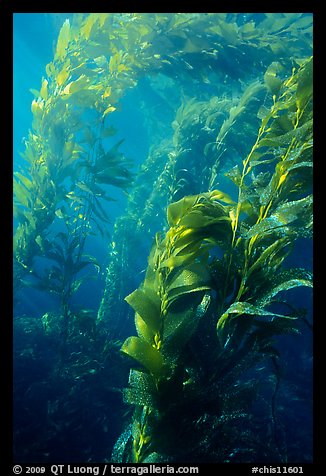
[114,195,311,462]
[113,58,313,463]
[96,81,266,337]
[113,191,232,462]
[216,56,313,346]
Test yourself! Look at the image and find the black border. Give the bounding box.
[3,3,320,474]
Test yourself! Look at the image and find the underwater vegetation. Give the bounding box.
[13,13,312,463]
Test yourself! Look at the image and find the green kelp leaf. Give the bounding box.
[174,228,204,254]
[240,19,256,38]
[13,179,32,209]
[76,181,96,194]
[292,15,313,30]
[30,88,40,98]
[167,192,230,228]
[163,294,210,360]
[121,336,164,377]
[217,301,297,344]
[166,263,211,298]
[66,191,85,204]
[173,98,201,129]
[244,217,281,238]
[63,74,90,96]
[128,369,157,394]
[179,211,231,230]
[167,285,210,310]
[74,254,101,274]
[80,14,101,40]
[222,301,298,319]
[273,195,312,223]
[256,268,313,307]
[163,311,201,362]
[111,424,133,464]
[264,62,284,96]
[94,139,125,170]
[163,309,193,346]
[296,57,313,111]
[166,263,211,312]
[34,235,46,252]
[56,66,70,87]
[167,194,199,226]
[142,453,163,464]
[225,165,242,186]
[159,245,210,271]
[20,210,36,230]
[94,173,131,189]
[39,79,48,101]
[95,163,131,180]
[94,53,109,69]
[175,238,212,258]
[55,19,71,59]
[210,189,236,205]
[135,313,156,344]
[257,104,271,121]
[273,114,294,134]
[13,207,27,223]
[286,161,313,175]
[55,208,68,220]
[245,195,312,238]
[14,172,33,191]
[257,120,312,149]
[217,21,240,45]
[125,288,161,333]
[123,369,156,407]
[247,237,291,278]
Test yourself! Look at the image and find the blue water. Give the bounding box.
[13,13,313,464]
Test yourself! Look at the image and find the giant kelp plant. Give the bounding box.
[14,13,312,463]
[113,57,313,463]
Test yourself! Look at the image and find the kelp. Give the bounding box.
[212,59,312,358]
[116,191,231,462]
[96,140,177,334]
[114,57,312,463]
[14,13,312,463]
[96,83,264,334]
[97,50,311,337]
[14,11,312,309]
[114,192,311,462]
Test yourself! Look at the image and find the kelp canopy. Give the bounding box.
[13,13,312,464]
